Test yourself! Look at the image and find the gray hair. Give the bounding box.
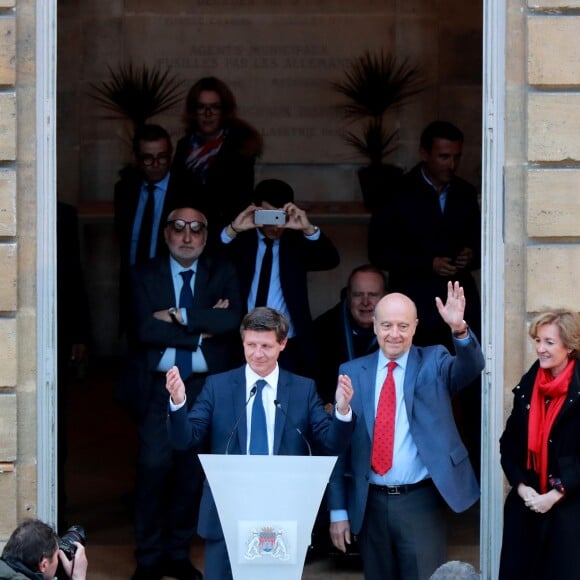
[429,561,480,580]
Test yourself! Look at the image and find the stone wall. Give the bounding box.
[529,8,580,319]
[525,7,580,346]
[503,0,580,404]
[0,0,38,544]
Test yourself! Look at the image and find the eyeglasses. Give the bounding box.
[139,153,171,166]
[166,219,208,234]
[350,292,382,302]
[196,103,222,115]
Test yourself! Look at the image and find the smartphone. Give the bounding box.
[254,209,287,226]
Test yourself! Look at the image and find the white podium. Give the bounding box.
[199,454,337,580]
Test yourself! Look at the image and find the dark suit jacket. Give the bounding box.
[327,333,484,535]
[219,229,340,341]
[368,164,481,347]
[313,300,379,404]
[168,365,355,540]
[117,253,242,418]
[499,360,580,580]
[114,166,180,333]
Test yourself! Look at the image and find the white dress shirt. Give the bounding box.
[156,256,209,373]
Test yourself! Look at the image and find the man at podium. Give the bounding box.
[166,307,355,580]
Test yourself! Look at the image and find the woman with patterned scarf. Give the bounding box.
[499,309,580,579]
[172,76,262,236]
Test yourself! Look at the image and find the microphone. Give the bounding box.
[224,385,257,455]
[273,399,312,456]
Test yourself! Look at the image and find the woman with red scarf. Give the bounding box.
[172,77,262,235]
[499,309,580,579]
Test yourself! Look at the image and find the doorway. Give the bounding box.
[37,1,506,577]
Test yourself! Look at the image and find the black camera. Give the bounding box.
[58,525,86,560]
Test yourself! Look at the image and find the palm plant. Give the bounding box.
[89,63,186,131]
[332,50,424,166]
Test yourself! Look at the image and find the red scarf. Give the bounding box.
[527,358,576,492]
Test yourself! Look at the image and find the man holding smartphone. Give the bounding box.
[218,179,340,378]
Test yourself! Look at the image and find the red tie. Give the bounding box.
[371,361,397,476]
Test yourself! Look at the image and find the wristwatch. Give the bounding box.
[452,320,469,338]
[168,307,179,324]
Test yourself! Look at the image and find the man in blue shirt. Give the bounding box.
[114,124,179,335]
[218,179,340,378]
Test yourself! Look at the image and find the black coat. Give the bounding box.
[313,300,379,404]
[368,164,481,349]
[172,119,262,234]
[499,360,580,580]
[115,253,242,418]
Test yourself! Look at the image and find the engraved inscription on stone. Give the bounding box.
[125,13,395,162]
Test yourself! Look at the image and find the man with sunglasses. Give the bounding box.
[127,205,243,580]
[114,124,179,335]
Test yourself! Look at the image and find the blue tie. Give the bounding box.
[136,184,156,265]
[249,380,268,455]
[175,270,194,378]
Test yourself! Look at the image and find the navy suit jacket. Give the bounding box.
[131,253,242,372]
[368,165,482,347]
[168,365,355,540]
[116,253,242,418]
[327,332,484,535]
[218,229,339,340]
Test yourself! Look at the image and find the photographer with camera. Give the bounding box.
[0,519,87,580]
[219,178,339,379]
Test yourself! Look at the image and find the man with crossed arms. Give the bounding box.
[328,282,484,580]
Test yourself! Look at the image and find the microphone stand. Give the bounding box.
[224,385,257,454]
[273,399,312,456]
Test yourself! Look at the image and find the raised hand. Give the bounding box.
[282,202,317,235]
[230,204,259,234]
[335,374,354,416]
[435,281,467,332]
[166,365,186,405]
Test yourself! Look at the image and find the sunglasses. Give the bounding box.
[139,153,171,166]
[166,219,207,234]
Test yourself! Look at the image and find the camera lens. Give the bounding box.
[58,525,86,560]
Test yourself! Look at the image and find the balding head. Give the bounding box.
[373,293,419,359]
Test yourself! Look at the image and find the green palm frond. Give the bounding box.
[332,50,424,164]
[343,120,399,166]
[89,63,186,129]
[332,50,424,120]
